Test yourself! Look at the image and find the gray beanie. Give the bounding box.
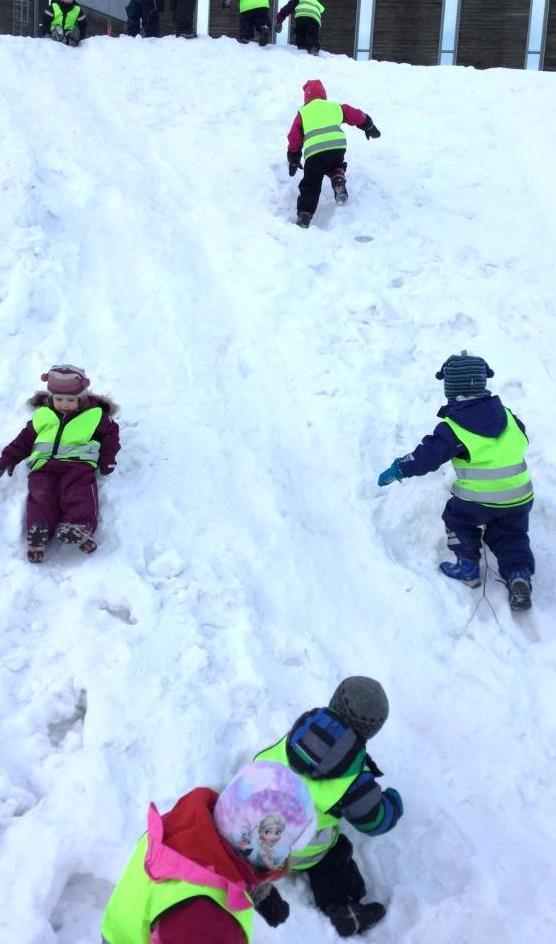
[435,350,494,400]
[329,676,389,741]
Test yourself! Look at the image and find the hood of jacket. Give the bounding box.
[303,79,327,104]
[28,392,118,415]
[437,393,508,437]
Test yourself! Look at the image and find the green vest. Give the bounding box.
[28,405,102,471]
[295,0,324,25]
[239,0,269,13]
[101,834,254,944]
[255,737,357,870]
[443,409,533,507]
[299,99,347,161]
[51,2,81,31]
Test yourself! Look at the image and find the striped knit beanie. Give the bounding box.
[435,351,494,400]
[41,364,90,396]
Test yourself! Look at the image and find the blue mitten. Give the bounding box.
[377,459,403,487]
[383,787,404,818]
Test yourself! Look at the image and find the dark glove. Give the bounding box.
[66,27,80,46]
[361,115,381,140]
[275,18,282,32]
[377,459,404,487]
[99,464,116,476]
[327,902,386,938]
[384,787,403,818]
[0,462,15,478]
[287,150,302,176]
[254,885,290,927]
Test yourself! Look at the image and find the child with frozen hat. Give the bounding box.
[101,760,316,944]
[0,365,120,562]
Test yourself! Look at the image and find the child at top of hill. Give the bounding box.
[377,352,535,611]
[253,676,402,937]
[40,0,88,45]
[0,365,120,562]
[101,760,315,944]
[287,79,381,228]
[222,0,271,47]
[275,0,325,56]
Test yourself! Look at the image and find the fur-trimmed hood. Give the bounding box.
[27,392,119,415]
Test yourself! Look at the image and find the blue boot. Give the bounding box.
[505,569,532,611]
[439,556,481,588]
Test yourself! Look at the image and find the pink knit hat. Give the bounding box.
[41,365,90,396]
[214,761,315,872]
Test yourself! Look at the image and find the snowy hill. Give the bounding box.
[0,33,555,944]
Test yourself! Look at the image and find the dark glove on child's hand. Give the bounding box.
[287,150,302,176]
[0,462,15,478]
[275,18,282,32]
[361,115,381,140]
[327,902,386,938]
[254,886,290,927]
[100,464,116,476]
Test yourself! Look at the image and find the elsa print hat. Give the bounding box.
[214,761,315,871]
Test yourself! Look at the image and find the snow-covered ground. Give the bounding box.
[0,33,555,944]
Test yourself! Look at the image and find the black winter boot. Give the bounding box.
[506,570,532,611]
[332,172,349,204]
[326,901,387,937]
[296,211,312,228]
[258,25,270,46]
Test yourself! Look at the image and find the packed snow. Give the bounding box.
[0,32,555,944]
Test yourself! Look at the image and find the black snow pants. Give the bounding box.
[297,148,347,215]
[172,0,197,33]
[126,0,159,36]
[294,15,320,51]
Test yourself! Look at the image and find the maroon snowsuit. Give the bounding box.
[0,393,120,537]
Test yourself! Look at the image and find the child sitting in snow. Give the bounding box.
[275,0,325,56]
[0,365,120,562]
[101,761,315,944]
[222,0,271,47]
[377,351,535,611]
[40,0,88,45]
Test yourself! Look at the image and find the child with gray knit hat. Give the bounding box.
[254,675,402,937]
[377,351,534,611]
[0,365,120,562]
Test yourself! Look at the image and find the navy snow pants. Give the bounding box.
[442,496,534,580]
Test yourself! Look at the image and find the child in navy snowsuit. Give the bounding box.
[275,0,325,55]
[0,365,120,562]
[377,352,534,610]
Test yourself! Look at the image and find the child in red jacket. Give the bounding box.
[101,761,316,944]
[0,365,120,562]
[286,79,381,228]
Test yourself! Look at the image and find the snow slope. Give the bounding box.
[0,33,555,944]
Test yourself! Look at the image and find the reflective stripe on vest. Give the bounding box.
[239,0,269,11]
[299,100,347,161]
[51,2,81,30]
[295,0,325,25]
[28,406,102,471]
[101,833,254,944]
[443,409,533,507]
[255,736,356,870]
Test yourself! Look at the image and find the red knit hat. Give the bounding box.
[41,364,90,396]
